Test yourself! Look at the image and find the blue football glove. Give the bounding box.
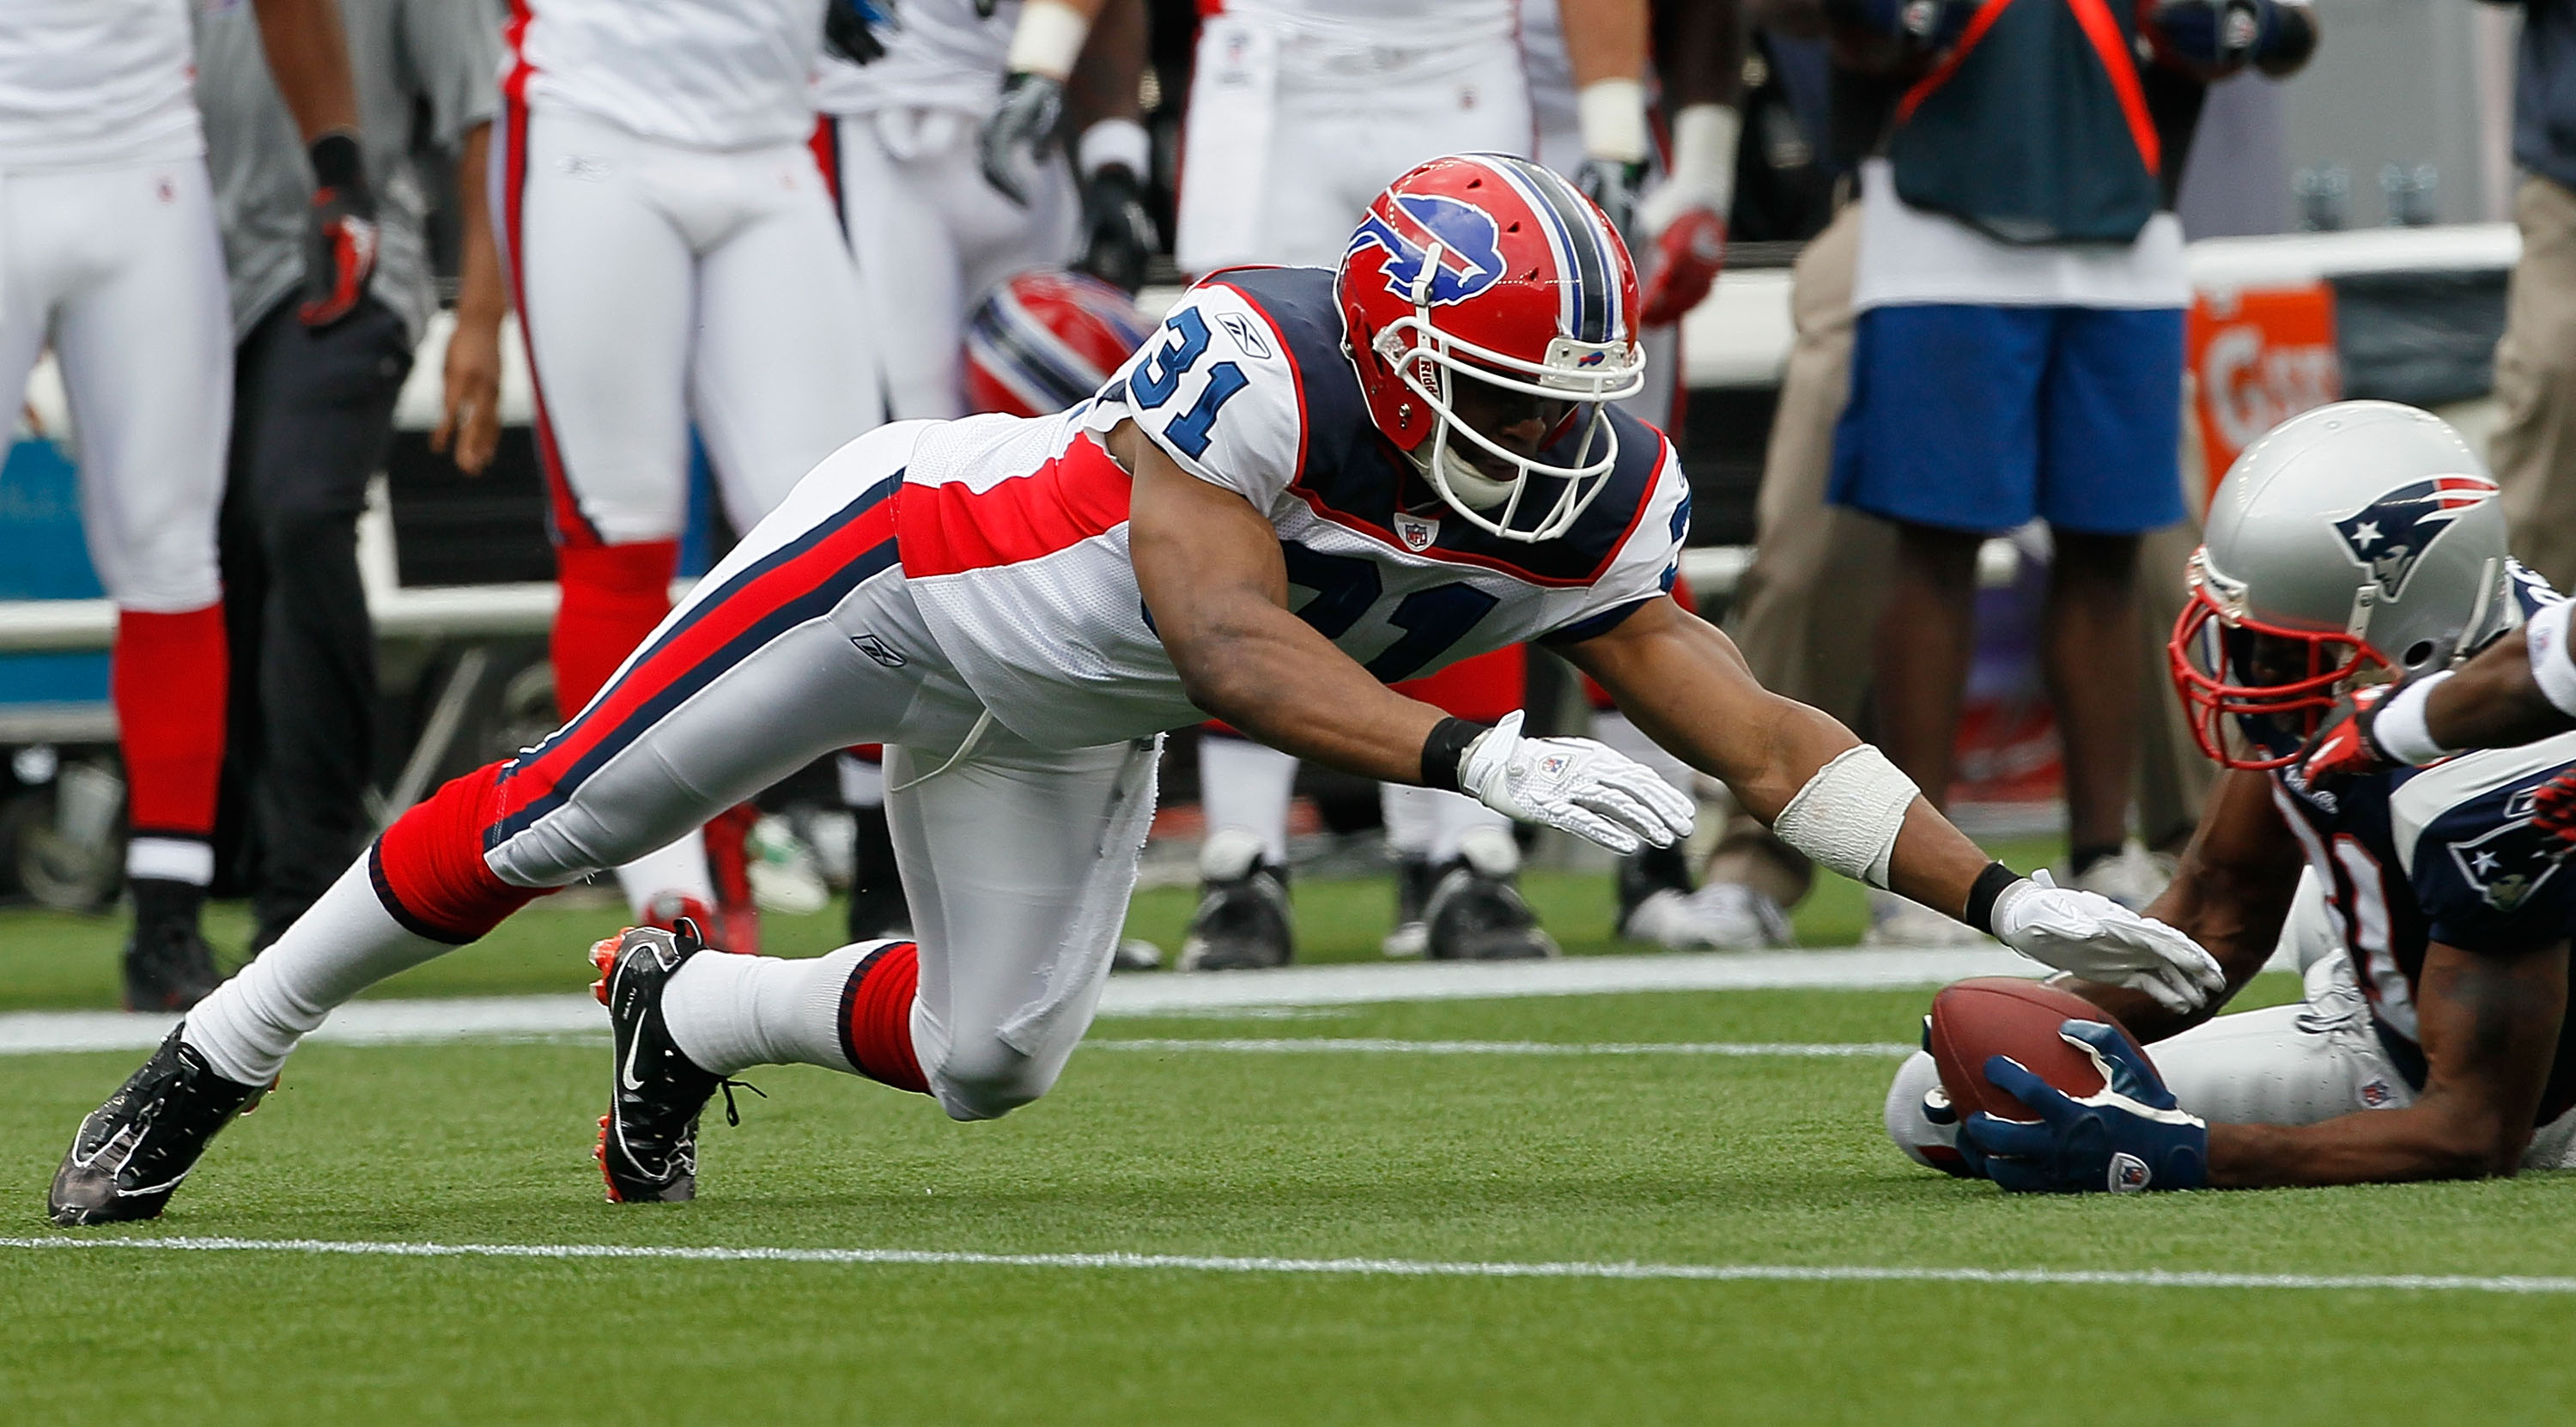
[2147,0,2281,75]
[1960,1021,2209,1193]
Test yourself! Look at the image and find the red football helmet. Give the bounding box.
[1337,154,1647,543]
[964,268,1156,418]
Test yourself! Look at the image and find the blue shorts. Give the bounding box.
[1828,303,2186,536]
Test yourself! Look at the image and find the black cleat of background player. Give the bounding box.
[51,1028,264,1225]
[121,920,222,1013]
[823,0,895,64]
[592,922,734,1204]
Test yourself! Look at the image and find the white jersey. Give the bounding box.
[812,0,1016,118]
[0,0,199,170]
[504,0,824,149]
[895,267,1688,748]
[1217,0,1516,49]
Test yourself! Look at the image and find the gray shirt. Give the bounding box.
[195,0,501,345]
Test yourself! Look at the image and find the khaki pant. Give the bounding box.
[2493,174,2576,592]
[1711,203,2213,902]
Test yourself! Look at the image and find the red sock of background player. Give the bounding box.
[114,605,227,932]
[550,540,678,715]
[660,939,928,1094]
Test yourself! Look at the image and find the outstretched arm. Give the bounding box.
[1566,597,2224,1006]
[1120,421,1445,782]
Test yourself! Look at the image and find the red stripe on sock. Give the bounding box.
[114,605,227,835]
[551,540,677,716]
[840,942,928,1094]
[373,762,542,943]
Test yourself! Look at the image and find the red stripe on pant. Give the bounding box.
[497,85,603,551]
[497,501,899,829]
[838,941,928,1093]
[115,605,226,839]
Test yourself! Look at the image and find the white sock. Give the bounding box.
[183,857,455,1084]
[1592,709,1695,791]
[1426,790,1510,863]
[661,943,872,1078]
[1197,737,1296,865]
[1380,783,1439,858]
[613,826,716,918]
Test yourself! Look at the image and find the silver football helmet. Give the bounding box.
[2169,400,2514,769]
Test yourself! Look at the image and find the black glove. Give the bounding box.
[1576,157,1649,247]
[300,131,379,328]
[980,70,1066,207]
[1076,164,1157,294]
[823,0,894,65]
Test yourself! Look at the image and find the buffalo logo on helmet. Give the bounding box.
[1346,194,1507,308]
[2328,475,2499,601]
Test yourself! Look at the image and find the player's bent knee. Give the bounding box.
[373,762,542,944]
[929,1043,1063,1123]
[1885,1050,1972,1176]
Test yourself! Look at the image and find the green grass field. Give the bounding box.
[4,869,2573,1423]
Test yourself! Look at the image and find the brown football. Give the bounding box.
[1926,977,2148,1120]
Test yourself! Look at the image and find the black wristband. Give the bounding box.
[1419,717,1490,794]
[308,131,363,191]
[1963,861,2022,936]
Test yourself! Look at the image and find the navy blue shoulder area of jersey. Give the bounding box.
[1214,266,1676,587]
[2395,760,2576,953]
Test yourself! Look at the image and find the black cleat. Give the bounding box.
[1425,826,1559,961]
[1178,829,1293,971]
[122,920,221,1013]
[591,921,744,1204]
[1382,853,1433,959]
[50,1028,264,1225]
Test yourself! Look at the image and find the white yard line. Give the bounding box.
[0,948,2029,1057]
[0,1235,2564,1295]
[1088,1038,1915,1057]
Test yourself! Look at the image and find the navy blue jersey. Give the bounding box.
[2268,568,2576,1117]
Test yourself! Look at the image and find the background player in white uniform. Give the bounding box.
[0,0,369,1010]
[51,155,2219,1223]
[495,0,887,944]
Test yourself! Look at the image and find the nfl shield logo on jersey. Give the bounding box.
[1394,512,1439,552]
[2330,476,2500,600]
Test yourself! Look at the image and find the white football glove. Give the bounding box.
[1991,871,2227,1014]
[1456,711,1696,856]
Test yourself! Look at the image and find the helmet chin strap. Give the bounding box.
[1428,443,1515,511]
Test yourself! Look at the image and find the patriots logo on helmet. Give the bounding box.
[1347,194,1506,307]
[2330,476,2499,600]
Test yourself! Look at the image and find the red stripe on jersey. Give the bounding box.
[493,500,899,827]
[894,432,1133,578]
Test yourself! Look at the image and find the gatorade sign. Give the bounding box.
[2187,283,2342,501]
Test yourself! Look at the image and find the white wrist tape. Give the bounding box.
[2371,672,2456,766]
[2530,598,2576,720]
[1077,118,1149,178]
[1577,78,1649,164]
[1668,103,1741,212]
[1006,0,1091,80]
[1771,744,1920,890]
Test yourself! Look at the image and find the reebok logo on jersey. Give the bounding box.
[1218,313,1273,361]
[1348,194,1505,307]
[851,634,906,668]
[2330,475,2498,601]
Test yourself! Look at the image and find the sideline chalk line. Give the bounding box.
[1088,1038,1915,1057]
[1,1236,2565,1295]
[0,946,2028,1057]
